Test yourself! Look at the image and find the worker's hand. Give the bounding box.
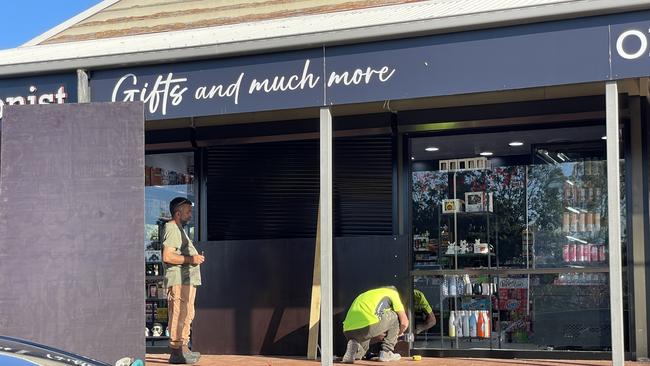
[399,322,409,336]
[191,254,205,265]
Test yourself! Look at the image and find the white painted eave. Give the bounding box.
[0,0,649,77]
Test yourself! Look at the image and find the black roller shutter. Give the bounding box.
[206,136,393,240]
[333,136,393,236]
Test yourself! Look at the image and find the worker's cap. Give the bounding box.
[169,197,193,215]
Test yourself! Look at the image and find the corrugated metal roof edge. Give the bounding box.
[0,0,648,77]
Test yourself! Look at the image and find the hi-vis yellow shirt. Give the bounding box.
[343,288,405,332]
[413,289,433,315]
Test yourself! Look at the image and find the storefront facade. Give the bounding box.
[1,1,650,364]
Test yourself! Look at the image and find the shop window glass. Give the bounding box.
[144,152,195,350]
[411,125,626,352]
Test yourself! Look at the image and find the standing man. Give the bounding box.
[162,197,205,364]
[341,286,409,363]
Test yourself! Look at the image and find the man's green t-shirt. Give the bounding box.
[413,289,432,315]
[163,221,202,287]
[343,287,405,332]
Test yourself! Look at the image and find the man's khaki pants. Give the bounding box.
[167,285,197,349]
[343,310,399,359]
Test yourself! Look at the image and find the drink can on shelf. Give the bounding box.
[563,213,570,232]
[571,213,578,232]
[569,244,577,262]
[586,212,594,232]
[576,244,585,262]
[591,244,599,262]
[599,245,607,262]
[578,212,586,232]
[583,244,591,262]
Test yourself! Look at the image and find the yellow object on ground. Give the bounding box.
[412,355,422,361]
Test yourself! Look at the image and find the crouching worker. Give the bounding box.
[341,286,409,363]
[414,289,437,334]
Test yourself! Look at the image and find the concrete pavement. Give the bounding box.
[144,354,650,366]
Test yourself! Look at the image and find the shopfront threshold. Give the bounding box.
[144,354,650,366]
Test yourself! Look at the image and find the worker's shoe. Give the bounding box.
[378,350,401,362]
[182,345,200,361]
[341,339,360,363]
[168,347,197,364]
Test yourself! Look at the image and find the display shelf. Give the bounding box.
[443,294,494,298]
[146,298,167,302]
[145,276,165,281]
[146,336,170,340]
[442,211,496,217]
[443,253,495,257]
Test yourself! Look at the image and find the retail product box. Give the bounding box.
[442,199,464,213]
[150,167,163,185]
[156,307,168,322]
[145,250,162,263]
[465,191,494,212]
[413,234,429,251]
[439,157,490,172]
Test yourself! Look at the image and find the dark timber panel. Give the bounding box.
[193,235,408,355]
[0,103,145,363]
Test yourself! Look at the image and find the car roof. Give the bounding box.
[0,336,111,366]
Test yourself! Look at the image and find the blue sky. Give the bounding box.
[0,1,102,50]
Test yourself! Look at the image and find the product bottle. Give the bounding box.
[481,310,492,338]
[469,311,477,337]
[476,310,484,338]
[449,275,457,296]
[455,311,463,337]
[448,311,456,337]
[462,311,470,338]
[464,274,472,295]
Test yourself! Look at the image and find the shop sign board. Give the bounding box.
[90,49,325,120]
[0,73,76,121]
[89,10,650,120]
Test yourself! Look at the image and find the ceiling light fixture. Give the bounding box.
[566,207,580,214]
[479,152,493,156]
[601,136,607,140]
[566,235,588,244]
[425,147,439,152]
[508,141,524,147]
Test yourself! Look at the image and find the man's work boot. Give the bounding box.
[182,345,201,361]
[168,347,197,364]
[341,339,360,364]
[378,350,401,362]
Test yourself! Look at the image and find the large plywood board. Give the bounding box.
[0,102,145,363]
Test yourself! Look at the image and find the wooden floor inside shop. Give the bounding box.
[144,354,650,365]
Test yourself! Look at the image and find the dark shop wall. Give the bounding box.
[192,235,408,355]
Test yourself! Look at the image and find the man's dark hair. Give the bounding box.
[169,197,193,216]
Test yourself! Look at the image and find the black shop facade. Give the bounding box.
[2,9,650,362]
